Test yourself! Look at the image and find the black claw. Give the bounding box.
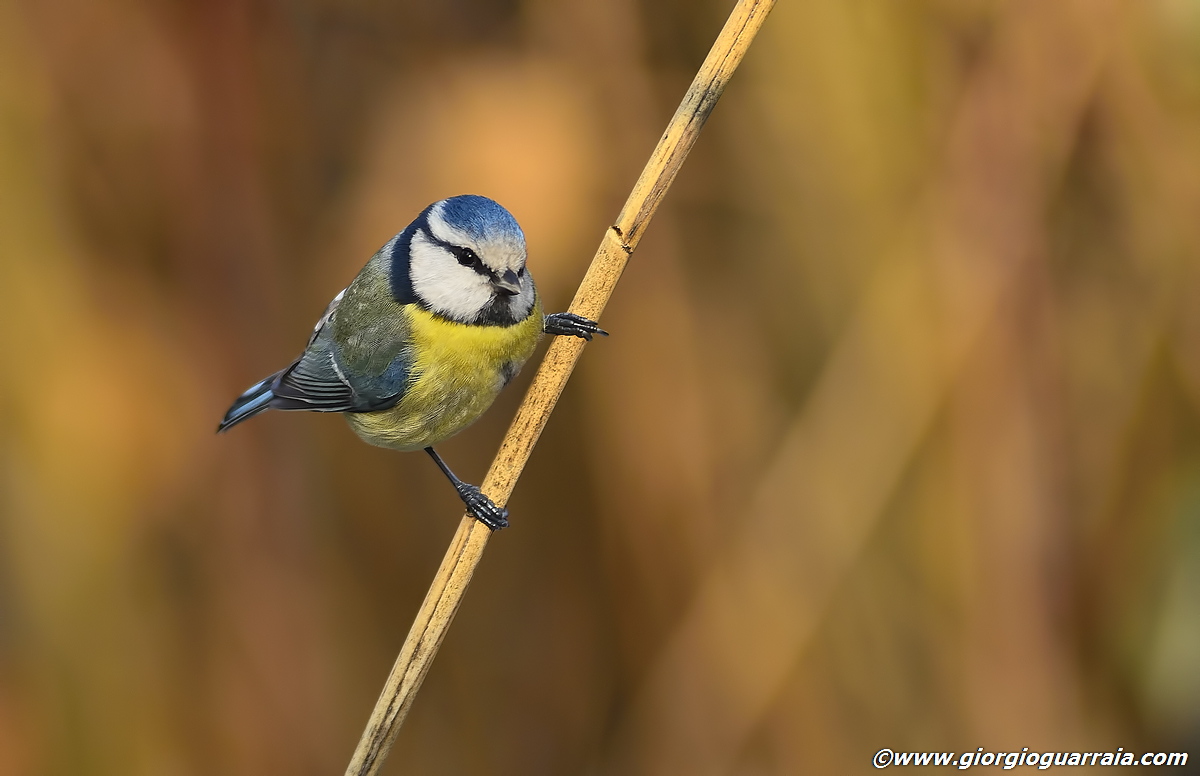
[456,483,509,530]
[544,312,608,341]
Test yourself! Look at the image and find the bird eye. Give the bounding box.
[452,246,481,268]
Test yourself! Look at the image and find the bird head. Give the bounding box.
[390,195,536,325]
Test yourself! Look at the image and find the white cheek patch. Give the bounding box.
[409,230,494,321]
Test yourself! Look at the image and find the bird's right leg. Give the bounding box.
[424,447,509,530]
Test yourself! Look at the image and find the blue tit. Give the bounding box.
[218,195,604,529]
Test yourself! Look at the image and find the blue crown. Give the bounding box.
[438,195,525,244]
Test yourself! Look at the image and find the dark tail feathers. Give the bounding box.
[217,372,281,433]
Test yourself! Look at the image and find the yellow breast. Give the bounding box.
[346,302,543,451]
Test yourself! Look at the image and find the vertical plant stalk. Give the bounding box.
[344,2,775,774]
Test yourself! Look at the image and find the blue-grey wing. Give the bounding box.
[270,290,409,413]
[306,288,343,348]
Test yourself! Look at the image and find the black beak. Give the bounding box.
[493,269,521,296]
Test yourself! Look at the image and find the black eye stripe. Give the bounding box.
[451,245,481,267]
[450,245,492,279]
[421,227,490,276]
[420,226,514,281]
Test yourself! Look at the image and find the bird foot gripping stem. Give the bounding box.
[455,482,509,531]
[544,312,607,341]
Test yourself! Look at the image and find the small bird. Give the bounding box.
[218,195,604,529]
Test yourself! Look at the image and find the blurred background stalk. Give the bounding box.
[1,0,1199,774]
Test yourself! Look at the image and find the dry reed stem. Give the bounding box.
[343,2,776,774]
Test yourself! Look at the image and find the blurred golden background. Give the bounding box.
[2,0,1200,773]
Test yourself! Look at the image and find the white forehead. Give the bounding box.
[426,200,527,273]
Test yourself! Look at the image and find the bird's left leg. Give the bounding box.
[544,312,607,341]
[425,447,509,530]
